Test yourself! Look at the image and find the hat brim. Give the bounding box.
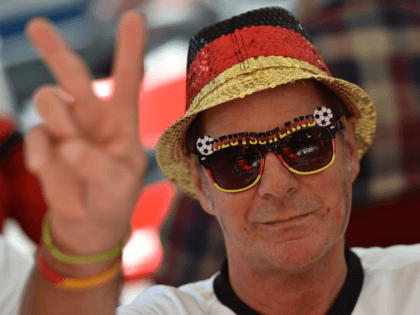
[156,56,376,199]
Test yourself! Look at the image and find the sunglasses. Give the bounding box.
[193,106,344,193]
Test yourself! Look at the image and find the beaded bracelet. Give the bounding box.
[42,213,131,264]
[37,246,121,291]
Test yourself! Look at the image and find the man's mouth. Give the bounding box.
[261,211,314,224]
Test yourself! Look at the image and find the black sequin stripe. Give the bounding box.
[187,6,313,72]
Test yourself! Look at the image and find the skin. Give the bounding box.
[20,11,148,315]
[188,80,360,315]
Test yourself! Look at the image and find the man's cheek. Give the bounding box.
[321,183,347,225]
[331,204,346,225]
[334,188,348,222]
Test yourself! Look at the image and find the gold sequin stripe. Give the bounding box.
[186,56,329,115]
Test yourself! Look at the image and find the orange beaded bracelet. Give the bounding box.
[37,246,122,291]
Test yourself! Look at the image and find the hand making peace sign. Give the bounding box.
[24,11,148,255]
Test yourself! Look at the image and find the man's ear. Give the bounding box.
[344,116,360,183]
[185,156,216,216]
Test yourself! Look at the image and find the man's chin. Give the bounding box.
[265,237,330,273]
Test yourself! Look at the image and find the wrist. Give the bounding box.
[40,241,122,279]
[47,213,131,257]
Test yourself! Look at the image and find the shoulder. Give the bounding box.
[352,243,420,271]
[117,273,235,315]
[352,244,420,314]
[0,235,35,314]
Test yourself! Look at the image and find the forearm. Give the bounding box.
[19,245,123,315]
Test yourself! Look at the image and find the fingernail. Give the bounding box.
[31,20,64,55]
[62,143,83,163]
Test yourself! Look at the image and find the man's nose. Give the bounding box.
[257,152,299,198]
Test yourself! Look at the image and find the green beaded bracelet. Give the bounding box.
[42,213,131,264]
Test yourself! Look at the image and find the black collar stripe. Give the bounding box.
[213,243,364,315]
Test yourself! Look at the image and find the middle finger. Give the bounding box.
[112,11,147,104]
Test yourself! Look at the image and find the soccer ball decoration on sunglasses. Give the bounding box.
[194,106,344,193]
[314,106,334,126]
[196,135,215,156]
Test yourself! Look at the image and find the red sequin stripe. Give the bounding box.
[186,25,331,110]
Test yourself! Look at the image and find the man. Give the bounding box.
[19,6,420,315]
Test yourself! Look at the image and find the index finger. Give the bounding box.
[25,17,97,102]
[112,11,148,103]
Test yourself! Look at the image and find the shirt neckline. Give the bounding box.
[213,243,364,315]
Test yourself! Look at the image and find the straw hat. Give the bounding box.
[156,6,376,199]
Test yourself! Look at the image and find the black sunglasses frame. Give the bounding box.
[194,120,344,192]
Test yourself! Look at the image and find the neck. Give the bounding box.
[227,239,348,315]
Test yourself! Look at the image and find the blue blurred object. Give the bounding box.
[0,0,219,113]
[0,0,88,39]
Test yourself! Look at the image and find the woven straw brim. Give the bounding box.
[156,56,376,199]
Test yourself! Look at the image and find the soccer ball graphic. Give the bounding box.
[196,135,214,156]
[313,106,333,126]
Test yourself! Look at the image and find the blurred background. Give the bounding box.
[0,0,419,307]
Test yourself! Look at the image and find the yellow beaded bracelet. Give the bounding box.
[42,213,131,264]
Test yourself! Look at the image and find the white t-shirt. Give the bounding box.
[0,236,35,315]
[117,243,420,315]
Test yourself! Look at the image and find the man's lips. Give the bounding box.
[259,211,314,224]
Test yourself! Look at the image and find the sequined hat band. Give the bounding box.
[186,8,332,110]
[187,6,313,71]
[186,25,332,110]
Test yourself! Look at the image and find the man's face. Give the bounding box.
[190,81,360,273]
